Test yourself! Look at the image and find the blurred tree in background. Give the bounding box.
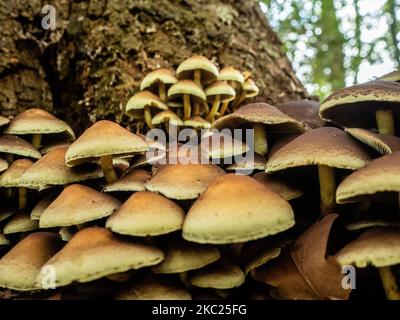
[261,0,400,98]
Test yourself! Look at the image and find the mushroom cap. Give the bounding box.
[3,212,39,234]
[0,158,8,173]
[218,67,244,84]
[152,239,220,274]
[226,153,266,172]
[106,191,184,237]
[205,81,236,102]
[36,227,164,288]
[0,134,41,159]
[140,68,178,91]
[176,55,219,84]
[202,132,249,159]
[0,116,10,128]
[151,109,183,126]
[65,120,148,167]
[276,99,325,129]
[252,172,303,201]
[188,260,245,289]
[40,141,71,155]
[0,205,15,223]
[21,147,103,189]
[126,91,168,115]
[4,108,75,139]
[0,233,10,246]
[336,227,400,268]
[116,275,191,300]
[212,103,306,132]
[167,101,184,108]
[168,80,206,101]
[39,184,121,228]
[0,232,61,291]
[265,127,371,173]
[184,116,211,129]
[31,193,58,220]
[319,81,400,128]
[241,79,259,97]
[103,169,150,192]
[182,174,295,244]
[145,163,225,200]
[378,70,400,82]
[345,127,400,155]
[336,151,400,203]
[0,159,34,188]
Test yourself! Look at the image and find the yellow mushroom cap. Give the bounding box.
[151,109,183,126]
[116,275,191,300]
[336,151,400,203]
[140,68,178,91]
[265,127,372,173]
[39,184,121,228]
[106,191,184,237]
[345,127,400,155]
[0,233,10,246]
[168,80,206,101]
[0,159,34,188]
[3,212,39,235]
[0,134,41,159]
[205,81,236,102]
[188,260,245,289]
[126,91,168,116]
[218,67,245,84]
[336,227,400,268]
[151,239,220,274]
[21,147,103,189]
[182,174,295,244]
[103,169,150,192]
[36,227,164,288]
[176,55,219,84]
[0,158,8,173]
[184,116,211,129]
[4,108,75,140]
[242,79,259,97]
[65,120,148,167]
[145,163,225,200]
[0,116,10,128]
[0,232,61,291]
[167,101,184,109]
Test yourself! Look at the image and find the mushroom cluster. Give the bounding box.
[0,67,399,301]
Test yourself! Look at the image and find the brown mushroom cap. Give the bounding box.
[202,132,249,159]
[0,232,61,291]
[140,68,178,91]
[212,103,306,132]
[106,191,184,237]
[103,169,150,192]
[40,141,71,155]
[336,151,400,203]
[126,91,168,116]
[0,159,34,188]
[31,193,58,220]
[0,135,41,159]
[0,116,10,128]
[319,81,400,128]
[0,158,8,173]
[3,212,39,234]
[36,227,164,288]
[265,127,372,173]
[65,120,148,167]
[218,67,245,84]
[378,70,400,83]
[336,227,400,268]
[345,127,400,155]
[176,55,219,84]
[182,174,295,244]
[4,108,75,140]
[145,163,225,200]
[39,184,121,228]
[226,153,266,172]
[276,99,325,129]
[21,147,103,190]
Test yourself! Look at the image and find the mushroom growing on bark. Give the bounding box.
[140,68,178,103]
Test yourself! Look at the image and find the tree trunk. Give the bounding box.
[0,0,307,134]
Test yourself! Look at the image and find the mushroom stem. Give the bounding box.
[207,95,221,123]
[179,272,193,289]
[32,134,42,149]
[144,106,153,129]
[219,101,230,117]
[202,101,209,114]
[253,124,268,156]
[159,82,167,103]
[318,165,336,216]
[193,103,200,116]
[233,91,246,111]
[4,153,13,164]
[194,70,202,87]
[183,94,191,120]
[18,187,27,210]
[376,109,395,136]
[100,155,118,184]
[378,266,400,300]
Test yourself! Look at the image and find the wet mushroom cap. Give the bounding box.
[103,169,150,192]
[151,109,183,126]
[336,227,400,268]
[218,67,245,84]
[0,232,61,291]
[0,159,34,188]
[168,80,206,101]
[39,184,121,228]
[265,127,372,173]
[140,68,178,91]
[176,55,219,84]
[3,212,39,234]
[336,151,400,203]
[65,120,148,167]
[276,99,325,129]
[151,240,220,274]
[0,135,41,159]
[106,191,184,237]
[319,81,400,127]
[182,174,295,244]
[36,227,164,288]
[125,91,168,115]
[145,163,225,200]
[205,81,236,102]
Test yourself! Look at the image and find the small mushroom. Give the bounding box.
[0,158,8,173]
[184,116,211,130]
[205,81,235,123]
[151,109,183,132]
[103,169,150,192]
[232,79,259,110]
[140,68,178,102]
[0,116,10,129]
[0,134,41,163]
[3,212,39,235]
[217,67,245,117]
[176,55,219,87]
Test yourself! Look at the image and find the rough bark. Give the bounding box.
[0,0,307,134]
